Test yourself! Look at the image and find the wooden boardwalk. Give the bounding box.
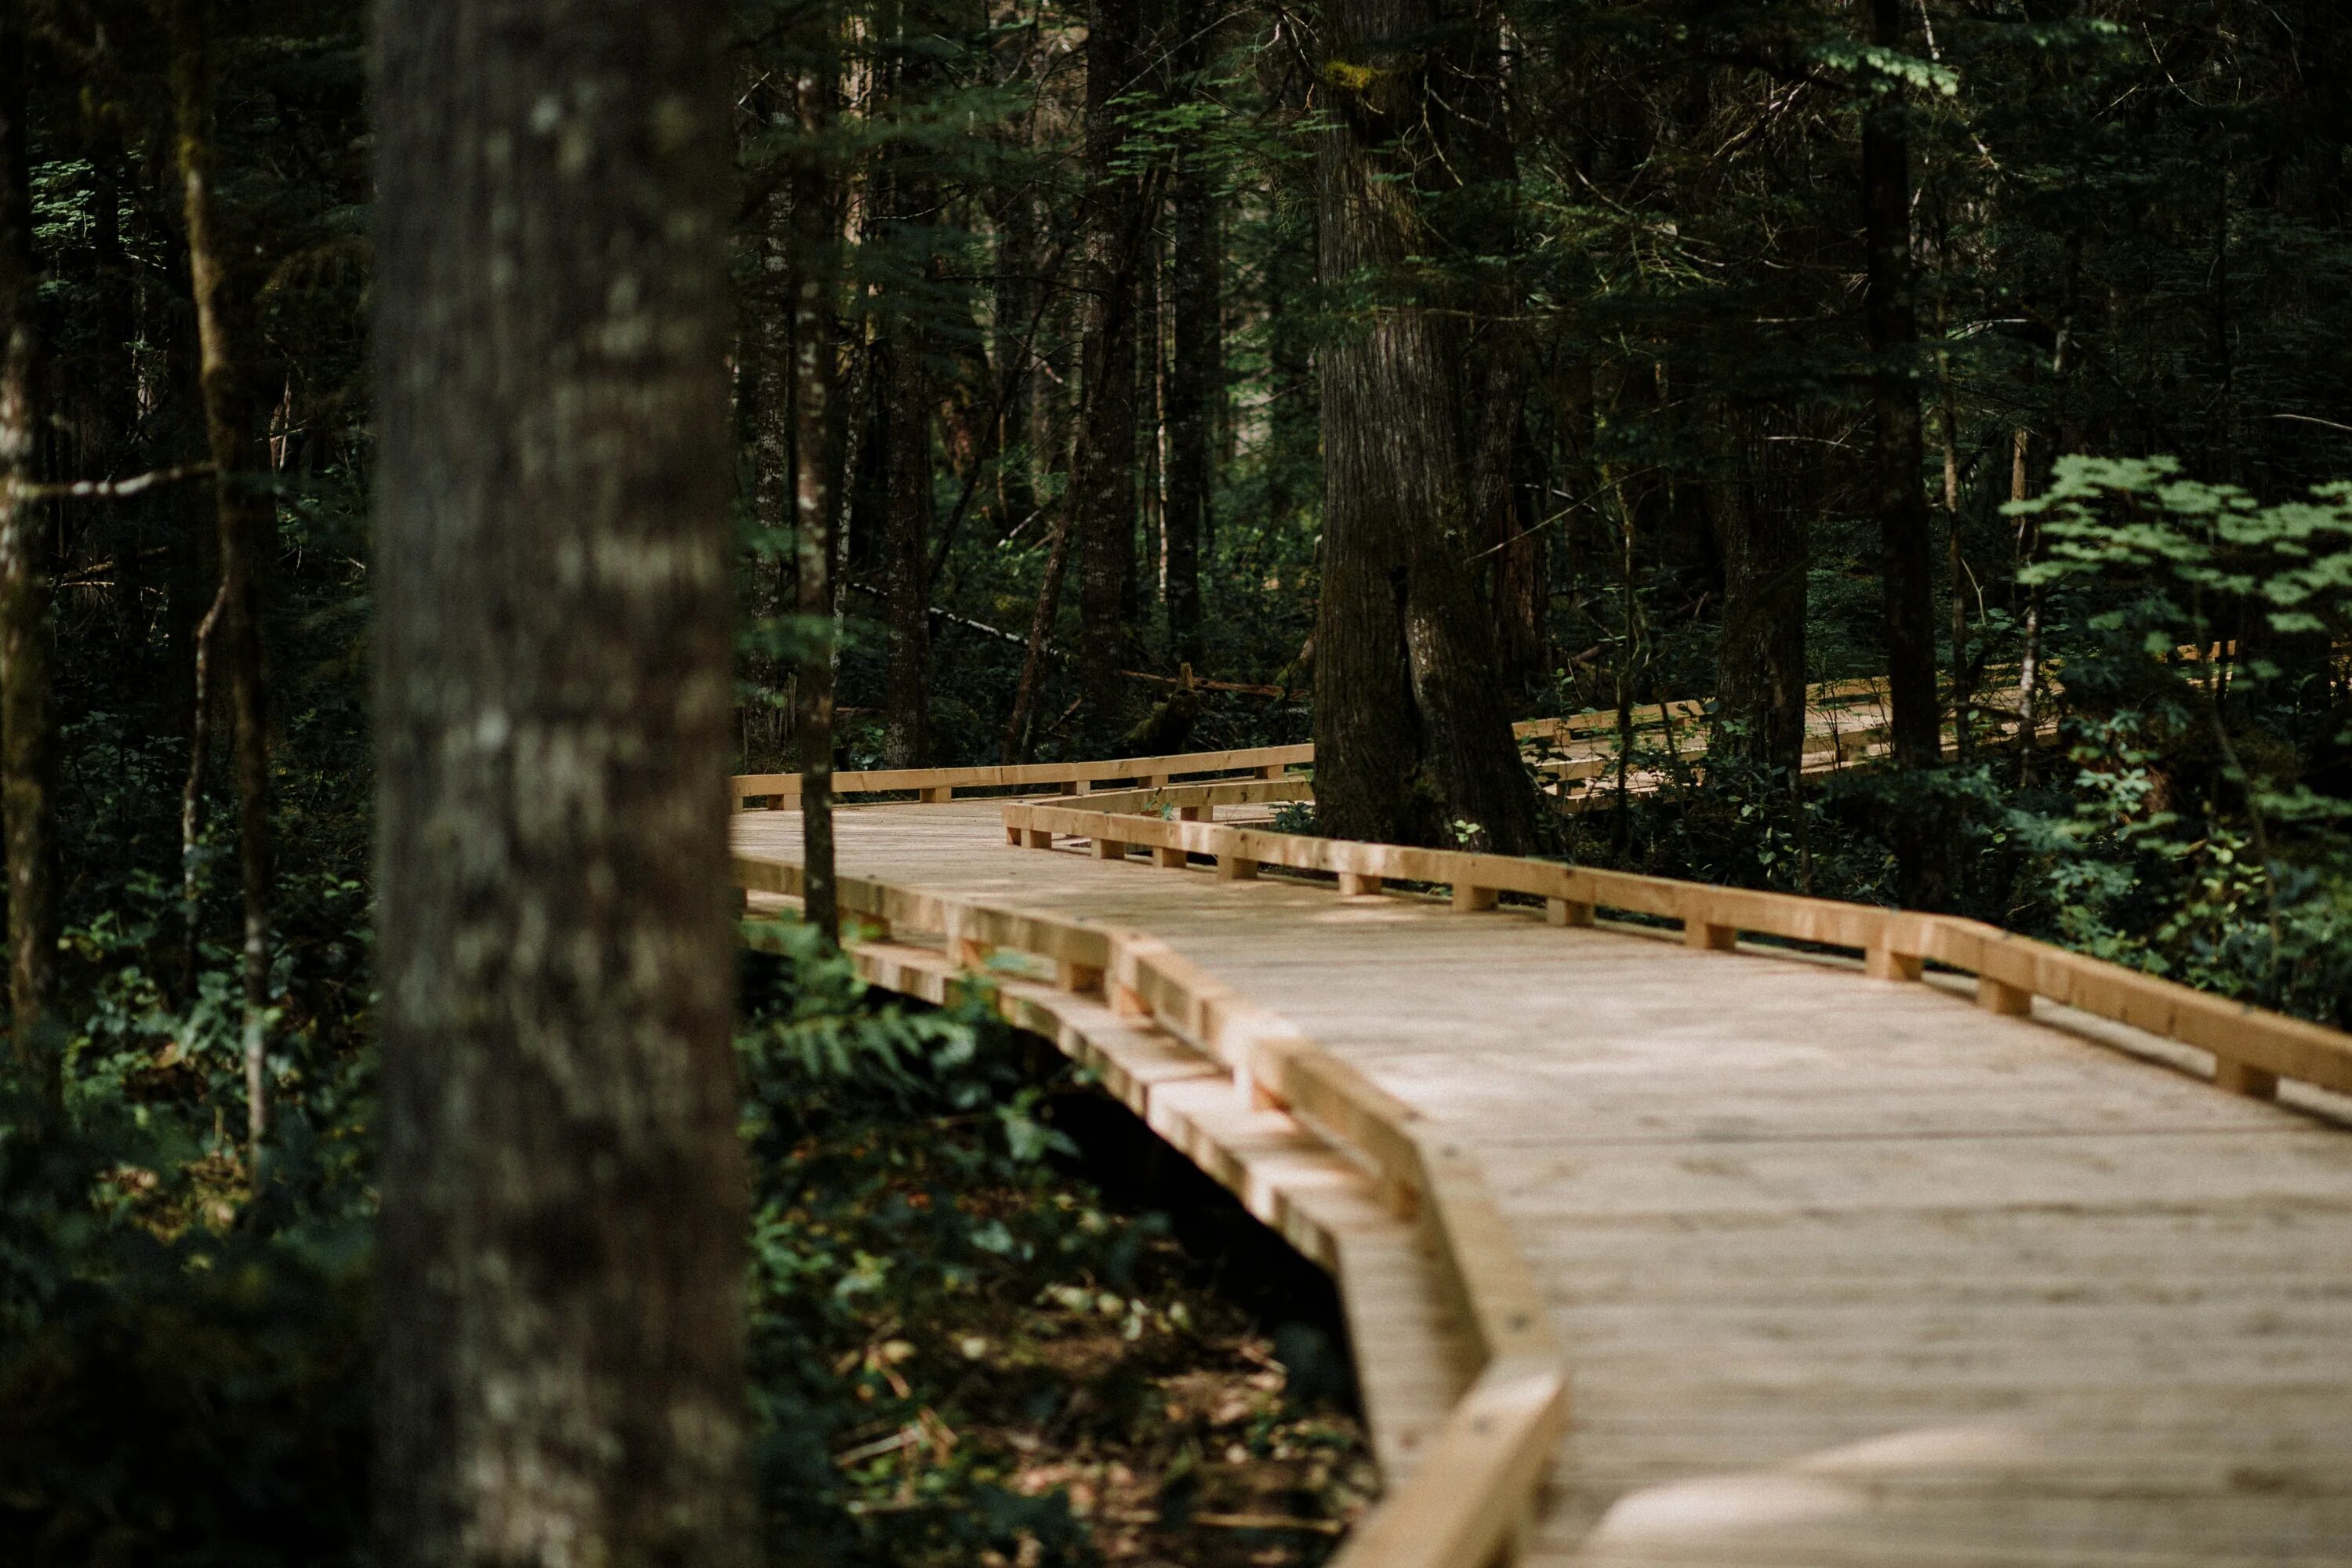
[732,786,2352,1567]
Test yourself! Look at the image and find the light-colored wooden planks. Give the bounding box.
[999,794,2352,1106]
[735,797,2352,1568]
[742,891,1479,1480]
[732,840,1567,1555]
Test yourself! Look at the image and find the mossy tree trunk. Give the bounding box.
[1311,0,1537,852]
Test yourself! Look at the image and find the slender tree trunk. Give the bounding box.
[879,14,933,769]
[172,0,274,1178]
[0,0,59,1106]
[1936,303,1970,764]
[1312,0,1537,852]
[884,324,931,768]
[1454,2,1539,702]
[80,117,142,661]
[2016,259,2077,785]
[162,284,206,744]
[1467,346,1534,694]
[990,186,1040,532]
[1164,1,1217,669]
[793,40,841,946]
[1074,0,1143,745]
[1262,224,1313,539]
[1139,213,1165,618]
[1712,414,1806,778]
[1862,0,1938,773]
[2013,423,2044,773]
[372,0,753,1562]
[739,79,795,775]
[1004,501,1073,763]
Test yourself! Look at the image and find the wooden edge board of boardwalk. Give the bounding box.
[732,781,2352,1567]
[727,674,2027,811]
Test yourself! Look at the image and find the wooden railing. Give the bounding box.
[1000,784,2352,1106]
[732,672,2030,815]
[731,742,1310,811]
[729,853,1569,1568]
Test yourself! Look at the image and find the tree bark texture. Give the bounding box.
[371,0,753,1562]
[0,0,58,1105]
[1312,0,1537,853]
[172,0,274,1174]
[1863,0,1940,771]
[1075,0,1144,746]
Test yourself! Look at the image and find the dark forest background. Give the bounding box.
[3,2,2351,1564]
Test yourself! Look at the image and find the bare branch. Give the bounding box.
[25,462,216,500]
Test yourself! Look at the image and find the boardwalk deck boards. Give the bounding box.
[733,799,2352,1566]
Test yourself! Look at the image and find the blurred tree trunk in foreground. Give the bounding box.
[371,0,754,1561]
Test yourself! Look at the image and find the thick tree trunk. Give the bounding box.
[0,0,59,1106]
[371,0,753,1563]
[1863,0,1940,773]
[793,44,841,946]
[1074,0,1143,746]
[1311,0,1537,853]
[172,0,274,1178]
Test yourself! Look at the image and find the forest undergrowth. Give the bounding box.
[0,719,1370,1568]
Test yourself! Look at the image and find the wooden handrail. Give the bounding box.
[731,742,1310,810]
[1003,787,2352,1106]
[737,669,2042,812]
[729,851,1570,1567]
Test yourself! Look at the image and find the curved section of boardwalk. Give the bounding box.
[734,798,2352,1567]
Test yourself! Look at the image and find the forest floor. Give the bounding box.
[1008,1095,1378,1567]
[946,1272,1374,1566]
[740,940,1376,1567]
[820,1120,1379,1568]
